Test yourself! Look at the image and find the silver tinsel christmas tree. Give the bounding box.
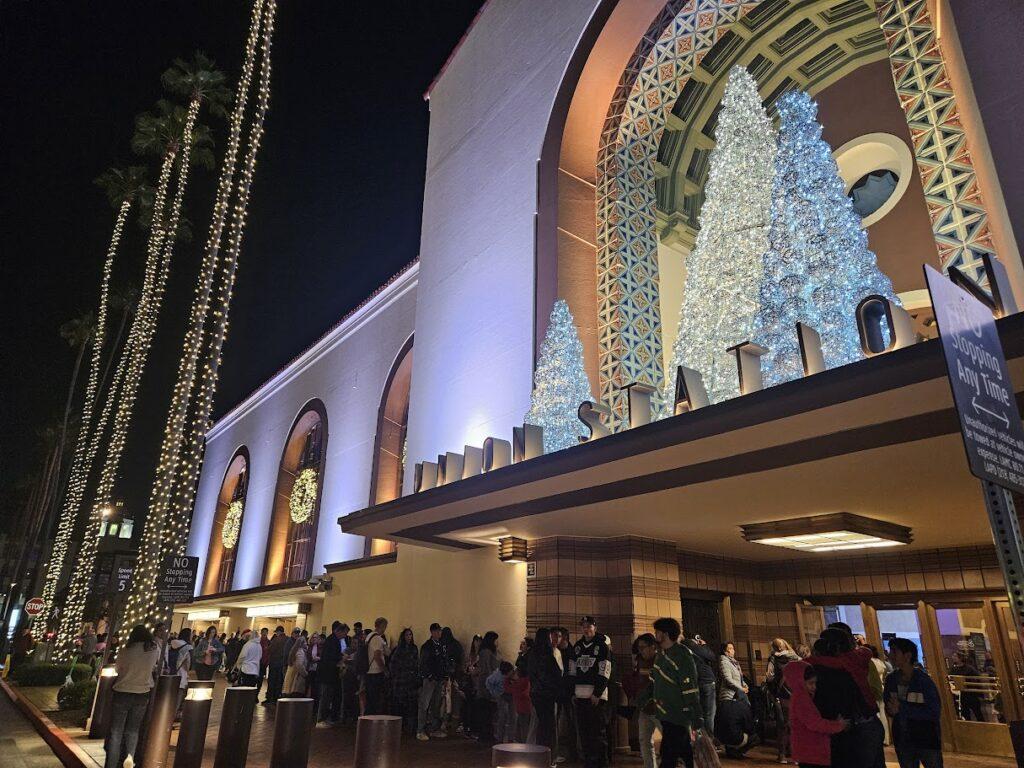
[755,91,897,386]
[526,299,594,453]
[668,66,777,405]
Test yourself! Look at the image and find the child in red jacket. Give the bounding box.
[505,668,532,742]
[784,660,848,767]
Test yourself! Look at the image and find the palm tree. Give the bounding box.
[126,2,277,627]
[60,53,231,649]
[34,168,149,633]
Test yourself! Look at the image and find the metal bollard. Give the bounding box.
[172,680,215,768]
[353,714,402,768]
[88,666,118,739]
[269,697,314,768]
[140,674,180,768]
[212,686,258,768]
[491,743,551,767]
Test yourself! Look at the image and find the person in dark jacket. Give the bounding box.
[224,631,242,671]
[811,628,884,768]
[264,626,287,705]
[885,638,942,768]
[569,616,612,768]
[527,626,563,753]
[682,631,717,733]
[390,629,421,734]
[316,622,345,726]
[418,622,449,739]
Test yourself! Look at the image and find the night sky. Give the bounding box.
[1,0,485,531]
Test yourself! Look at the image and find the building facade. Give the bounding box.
[181,0,1024,757]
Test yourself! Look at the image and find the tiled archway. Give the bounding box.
[592,0,994,425]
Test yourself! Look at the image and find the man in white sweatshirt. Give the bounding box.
[237,628,263,688]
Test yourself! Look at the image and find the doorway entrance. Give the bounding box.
[681,592,723,652]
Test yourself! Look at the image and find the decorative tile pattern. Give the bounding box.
[596,0,756,427]
[876,0,993,283]
[594,0,994,426]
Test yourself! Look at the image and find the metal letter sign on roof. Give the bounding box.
[925,264,1024,494]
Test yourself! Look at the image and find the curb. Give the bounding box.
[0,679,97,768]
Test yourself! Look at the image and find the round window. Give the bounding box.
[849,169,900,219]
[832,133,914,227]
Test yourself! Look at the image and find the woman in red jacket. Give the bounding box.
[784,660,848,768]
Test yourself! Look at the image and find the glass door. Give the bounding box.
[921,601,1014,757]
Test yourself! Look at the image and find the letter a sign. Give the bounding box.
[926,264,1024,494]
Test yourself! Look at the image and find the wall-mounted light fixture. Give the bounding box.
[741,513,911,553]
[498,536,528,563]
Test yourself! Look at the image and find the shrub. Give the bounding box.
[9,662,93,686]
[58,679,97,711]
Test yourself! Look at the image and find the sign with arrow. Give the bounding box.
[925,264,1024,494]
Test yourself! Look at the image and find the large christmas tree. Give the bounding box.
[756,90,896,386]
[525,299,594,453]
[668,66,777,405]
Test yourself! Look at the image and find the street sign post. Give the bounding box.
[157,556,200,606]
[925,264,1024,650]
[24,597,45,618]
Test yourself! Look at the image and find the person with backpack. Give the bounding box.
[362,617,390,715]
[167,627,193,717]
[766,638,800,763]
[682,632,717,738]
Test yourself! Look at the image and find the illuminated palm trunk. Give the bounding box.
[125,0,277,627]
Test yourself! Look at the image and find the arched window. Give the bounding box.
[264,400,328,585]
[202,447,249,595]
[365,337,413,557]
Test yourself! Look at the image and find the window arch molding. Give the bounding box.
[364,335,414,557]
[262,398,329,585]
[201,445,250,595]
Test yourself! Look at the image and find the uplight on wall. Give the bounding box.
[498,536,528,563]
[741,513,911,553]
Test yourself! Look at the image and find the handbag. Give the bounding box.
[227,666,241,685]
[693,728,722,768]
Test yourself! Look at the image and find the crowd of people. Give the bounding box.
[94,613,944,768]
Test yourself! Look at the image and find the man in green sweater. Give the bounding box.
[651,617,704,768]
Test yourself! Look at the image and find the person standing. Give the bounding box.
[308,633,322,713]
[316,622,345,727]
[237,628,262,687]
[554,627,579,764]
[364,617,390,715]
[784,661,848,768]
[225,630,242,671]
[265,626,287,705]
[104,625,161,768]
[651,618,703,768]
[11,627,34,671]
[152,622,169,677]
[417,622,448,740]
[682,632,717,738]
[168,628,193,716]
[625,633,659,768]
[194,626,224,681]
[569,616,612,768]
[473,632,501,739]
[390,628,421,734]
[258,627,270,694]
[283,633,309,697]
[766,638,800,763]
[527,626,563,754]
[885,638,942,768]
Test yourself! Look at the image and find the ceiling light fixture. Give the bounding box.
[741,513,911,553]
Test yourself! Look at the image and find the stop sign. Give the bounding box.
[24,597,45,617]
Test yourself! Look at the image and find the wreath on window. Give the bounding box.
[290,467,318,524]
[222,499,243,549]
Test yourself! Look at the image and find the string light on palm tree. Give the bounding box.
[57,61,225,654]
[34,167,149,635]
[123,0,277,628]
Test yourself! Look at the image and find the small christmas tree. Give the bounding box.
[526,299,594,453]
[756,91,897,385]
[667,66,777,405]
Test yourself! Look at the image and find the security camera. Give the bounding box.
[307,576,321,590]
[307,575,333,592]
